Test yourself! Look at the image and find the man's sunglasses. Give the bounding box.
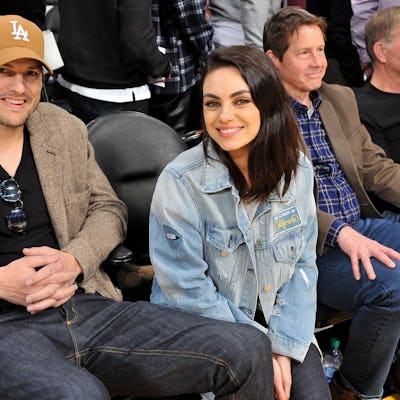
[0,178,27,234]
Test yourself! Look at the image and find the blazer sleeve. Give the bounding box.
[317,83,400,253]
[61,138,128,285]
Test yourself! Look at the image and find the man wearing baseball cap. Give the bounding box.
[0,15,275,400]
[0,14,52,73]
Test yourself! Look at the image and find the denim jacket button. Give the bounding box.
[220,250,229,257]
[263,284,272,292]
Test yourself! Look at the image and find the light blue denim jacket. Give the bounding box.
[150,144,318,362]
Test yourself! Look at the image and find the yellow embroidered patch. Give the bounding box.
[273,206,302,235]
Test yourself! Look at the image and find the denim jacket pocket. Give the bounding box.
[205,224,246,285]
[272,227,306,264]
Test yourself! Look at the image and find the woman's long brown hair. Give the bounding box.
[202,45,306,203]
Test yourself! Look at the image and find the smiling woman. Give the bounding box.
[149,45,332,400]
[199,46,304,203]
[202,66,261,179]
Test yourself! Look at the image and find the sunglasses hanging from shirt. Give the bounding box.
[0,178,27,234]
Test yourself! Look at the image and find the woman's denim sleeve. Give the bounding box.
[149,169,239,322]
[267,160,319,363]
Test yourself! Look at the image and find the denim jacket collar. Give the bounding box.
[201,149,232,194]
[200,144,295,203]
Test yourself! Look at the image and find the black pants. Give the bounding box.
[149,83,201,136]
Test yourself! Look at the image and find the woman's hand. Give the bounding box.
[272,353,292,400]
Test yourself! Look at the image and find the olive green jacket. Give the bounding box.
[316,83,400,254]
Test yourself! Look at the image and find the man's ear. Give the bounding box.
[266,49,281,70]
[373,41,387,64]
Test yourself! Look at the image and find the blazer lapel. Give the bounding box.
[319,99,364,194]
[27,108,69,243]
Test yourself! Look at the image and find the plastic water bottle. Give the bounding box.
[322,338,343,383]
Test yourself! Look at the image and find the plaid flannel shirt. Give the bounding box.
[290,92,361,247]
[151,0,214,95]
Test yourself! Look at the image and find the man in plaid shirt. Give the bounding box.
[150,0,213,136]
[265,7,400,400]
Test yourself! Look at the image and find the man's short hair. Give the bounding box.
[365,6,400,63]
[263,6,327,60]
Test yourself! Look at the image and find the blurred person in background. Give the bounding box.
[0,0,46,29]
[351,0,399,79]
[208,0,281,49]
[149,0,213,136]
[57,0,171,124]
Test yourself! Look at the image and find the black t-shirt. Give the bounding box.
[353,82,400,213]
[354,82,400,163]
[0,130,59,267]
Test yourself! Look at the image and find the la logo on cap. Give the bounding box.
[0,14,53,74]
[9,20,30,42]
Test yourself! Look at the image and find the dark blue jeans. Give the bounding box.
[290,343,332,400]
[201,343,331,400]
[0,292,274,400]
[317,214,400,399]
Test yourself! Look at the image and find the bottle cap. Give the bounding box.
[330,338,340,348]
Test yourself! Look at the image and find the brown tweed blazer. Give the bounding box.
[315,83,400,255]
[26,102,127,301]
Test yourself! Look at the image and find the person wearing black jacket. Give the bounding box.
[57,0,171,123]
[0,0,46,29]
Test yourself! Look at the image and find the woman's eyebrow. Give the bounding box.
[203,89,251,99]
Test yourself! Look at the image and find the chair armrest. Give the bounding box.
[107,244,134,266]
[103,244,154,289]
[101,244,133,287]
